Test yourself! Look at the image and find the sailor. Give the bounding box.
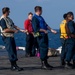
[32,6,57,70]
[60,13,68,67]
[0,7,24,71]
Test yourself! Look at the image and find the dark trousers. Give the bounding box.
[65,38,75,62]
[32,37,39,56]
[72,45,75,61]
[37,34,48,61]
[61,39,67,61]
[2,37,18,62]
[26,34,34,55]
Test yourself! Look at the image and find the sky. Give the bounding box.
[0,0,75,29]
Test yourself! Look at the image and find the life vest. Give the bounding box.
[0,15,14,37]
[60,20,68,39]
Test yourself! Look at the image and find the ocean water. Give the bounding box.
[0,29,61,49]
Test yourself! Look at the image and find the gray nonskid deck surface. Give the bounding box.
[0,50,75,75]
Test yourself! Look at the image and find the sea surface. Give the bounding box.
[0,29,61,49]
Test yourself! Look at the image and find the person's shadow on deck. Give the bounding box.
[0,66,40,71]
[0,66,72,71]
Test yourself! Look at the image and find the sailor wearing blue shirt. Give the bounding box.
[32,6,57,70]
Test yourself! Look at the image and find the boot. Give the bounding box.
[72,61,75,69]
[65,61,72,69]
[10,61,23,71]
[44,60,54,68]
[61,59,65,68]
[41,60,53,70]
